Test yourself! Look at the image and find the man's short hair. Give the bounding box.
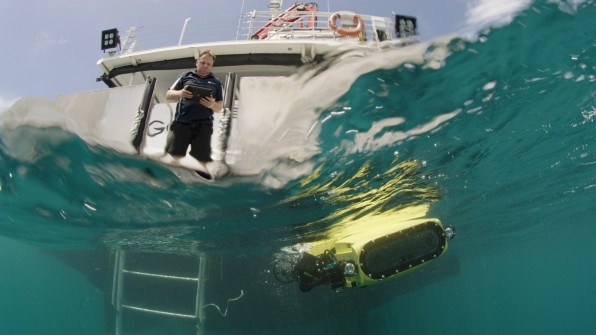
[198,50,216,61]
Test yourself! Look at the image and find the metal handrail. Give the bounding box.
[241,10,395,42]
[112,10,399,56]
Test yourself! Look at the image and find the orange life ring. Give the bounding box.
[328,12,364,36]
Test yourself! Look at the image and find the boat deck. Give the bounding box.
[97,4,418,97]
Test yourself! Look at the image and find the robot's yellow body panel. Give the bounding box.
[290,205,453,291]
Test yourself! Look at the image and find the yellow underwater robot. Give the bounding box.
[275,205,455,292]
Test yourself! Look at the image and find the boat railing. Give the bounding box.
[240,10,397,42]
[107,9,414,56]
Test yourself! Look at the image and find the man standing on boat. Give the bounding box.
[165,50,224,179]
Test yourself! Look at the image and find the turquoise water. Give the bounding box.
[1,1,595,334]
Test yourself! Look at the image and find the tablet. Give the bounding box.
[186,85,213,102]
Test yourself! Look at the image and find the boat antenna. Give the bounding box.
[178,17,191,46]
[235,0,246,40]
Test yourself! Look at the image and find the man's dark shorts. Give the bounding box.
[165,122,213,162]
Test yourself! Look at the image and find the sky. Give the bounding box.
[0,0,531,112]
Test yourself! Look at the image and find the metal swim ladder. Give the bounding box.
[112,250,208,335]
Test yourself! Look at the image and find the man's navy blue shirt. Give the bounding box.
[171,71,223,124]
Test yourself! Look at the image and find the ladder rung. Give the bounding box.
[122,304,196,319]
[122,269,199,281]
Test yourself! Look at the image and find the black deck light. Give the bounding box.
[395,15,417,38]
[101,28,120,51]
